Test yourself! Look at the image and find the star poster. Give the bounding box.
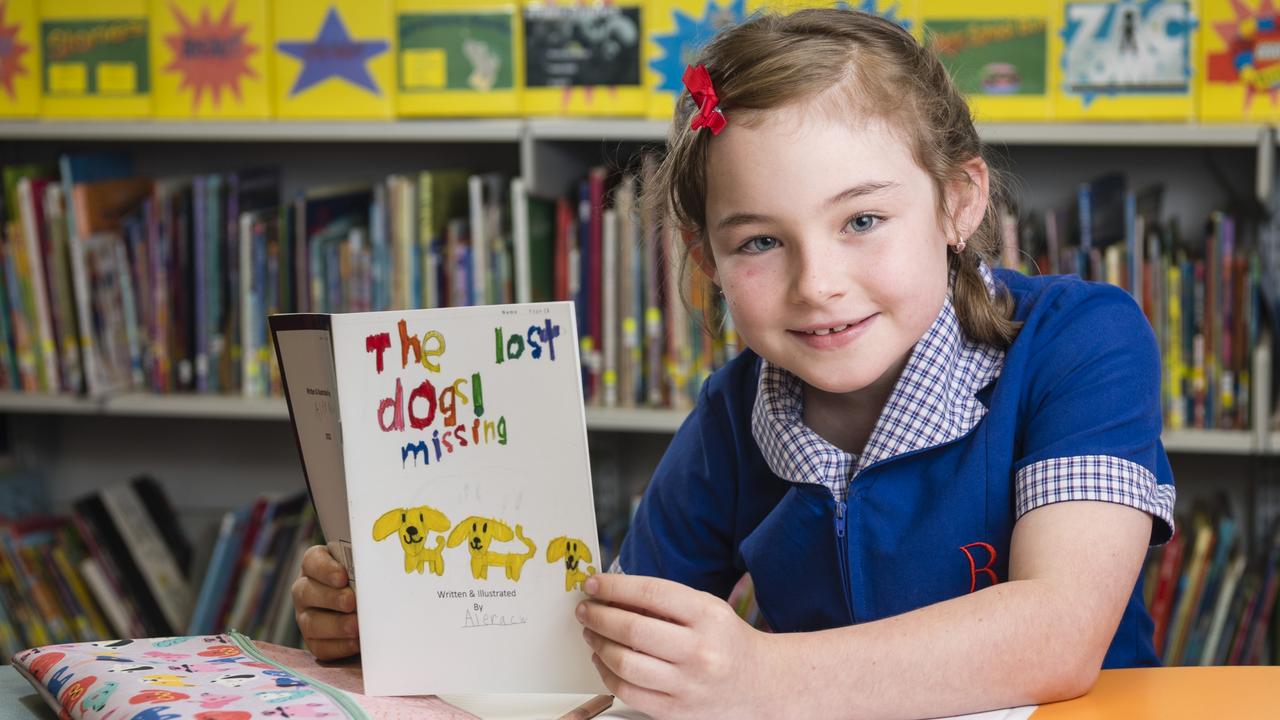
[0,0,36,116]
[1200,0,1280,120]
[151,0,270,119]
[271,0,394,119]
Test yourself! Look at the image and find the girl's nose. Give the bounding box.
[790,245,846,306]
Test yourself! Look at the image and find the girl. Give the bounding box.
[292,9,1175,718]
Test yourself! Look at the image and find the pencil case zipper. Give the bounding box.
[228,628,370,720]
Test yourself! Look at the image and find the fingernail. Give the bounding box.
[576,603,586,622]
[584,576,599,595]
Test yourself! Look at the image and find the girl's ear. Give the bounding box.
[681,228,719,285]
[946,156,990,244]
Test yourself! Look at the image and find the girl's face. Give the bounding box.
[703,103,973,395]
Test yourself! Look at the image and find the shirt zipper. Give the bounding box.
[228,629,370,720]
[834,498,855,621]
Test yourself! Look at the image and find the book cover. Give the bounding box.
[1055,0,1199,120]
[271,302,604,695]
[395,0,522,117]
[272,0,394,119]
[39,0,152,118]
[1199,0,1280,121]
[645,0,757,121]
[523,0,646,116]
[98,480,193,636]
[150,0,271,119]
[0,0,38,116]
[922,0,1055,121]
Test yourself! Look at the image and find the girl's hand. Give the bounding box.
[292,544,361,661]
[577,573,778,720]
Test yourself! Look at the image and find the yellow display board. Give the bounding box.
[646,1,760,122]
[1199,0,1280,121]
[395,0,522,117]
[522,0,647,116]
[921,0,1055,121]
[1054,0,1199,120]
[150,0,271,119]
[0,0,38,117]
[39,0,152,118]
[272,0,394,119]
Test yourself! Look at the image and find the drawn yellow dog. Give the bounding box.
[373,505,451,575]
[447,516,536,581]
[547,536,597,592]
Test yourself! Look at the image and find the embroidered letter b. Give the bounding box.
[960,542,1000,592]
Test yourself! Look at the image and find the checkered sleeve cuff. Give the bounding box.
[1016,455,1176,545]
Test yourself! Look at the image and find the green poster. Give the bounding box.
[42,19,150,96]
[926,18,1046,96]
[399,12,514,93]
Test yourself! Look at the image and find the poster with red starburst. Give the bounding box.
[1201,0,1280,120]
[151,0,270,118]
[0,0,37,116]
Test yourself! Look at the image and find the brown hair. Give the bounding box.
[647,7,1020,348]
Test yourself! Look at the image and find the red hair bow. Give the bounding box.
[683,64,726,135]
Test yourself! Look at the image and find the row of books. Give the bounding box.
[0,471,316,658]
[0,149,737,408]
[999,174,1262,432]
[3,1,1279,123]
[1143,498,1280,666]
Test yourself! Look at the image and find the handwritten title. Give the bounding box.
[364,317,563,470]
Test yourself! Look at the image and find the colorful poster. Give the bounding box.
[39,0,152,118]
[150,0,271,119]
[395,0,522,117]
[272,0,394,119]
[1055,0,1198,120]
[646,1,754,121]
[1200,0,1280,120]
[0,0,38,117]
[271,303,605,695]
[922,0,1054,121]
[522,0,647,116]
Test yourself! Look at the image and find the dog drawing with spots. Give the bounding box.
[447,516,536,581]
[373,505,451,575]
[546,536,597,591]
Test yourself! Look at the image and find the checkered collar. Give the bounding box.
[751,266,1006,494]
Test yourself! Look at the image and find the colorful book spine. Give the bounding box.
[1054,0,1199,120]
[921,0,1055,121]
[271,0,395,119]
[149,0,271,119]
[522,0,647,116]
[39,0,152,118]
[394,0,522,117]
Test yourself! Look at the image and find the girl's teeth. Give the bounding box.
[807,323,851,336]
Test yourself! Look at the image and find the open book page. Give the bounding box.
[272,316,355,579]
[324,302,603,696]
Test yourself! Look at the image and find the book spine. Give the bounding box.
[99,484,193,635]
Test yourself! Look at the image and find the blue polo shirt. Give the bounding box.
[617,269,1176,669]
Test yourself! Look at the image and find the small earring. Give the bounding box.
[951,236,967,254]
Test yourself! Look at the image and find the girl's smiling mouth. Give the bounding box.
[789,313,878,348]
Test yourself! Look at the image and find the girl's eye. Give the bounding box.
[847,214,880,233]
[741,235,779,254]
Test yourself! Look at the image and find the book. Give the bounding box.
[921,0,1055,121]
[97,479,193,635]
[522,0,647,116]
[38,0,152,118]
[395,0,523,117]
[271,0,395,119]
[0,0,39,117]
[1054,0,1199,121]
[644,0,753,121]
[149,0,272,119]
[271,302,604,695]
[187,506,248,634]
[1199,0,1280,122]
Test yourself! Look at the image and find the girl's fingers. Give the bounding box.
[296,606,359,643]
[300,544,349,588]
[577,600,689,663]
[590,655,672,719]
[292,575,357,614]
[305,638,361,662]
[583,574,700,625]
[583,628,682,692]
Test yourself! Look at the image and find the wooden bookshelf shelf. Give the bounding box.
[0,391,1265,447]
[0,119,1266,147]
[0,119,525,143]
